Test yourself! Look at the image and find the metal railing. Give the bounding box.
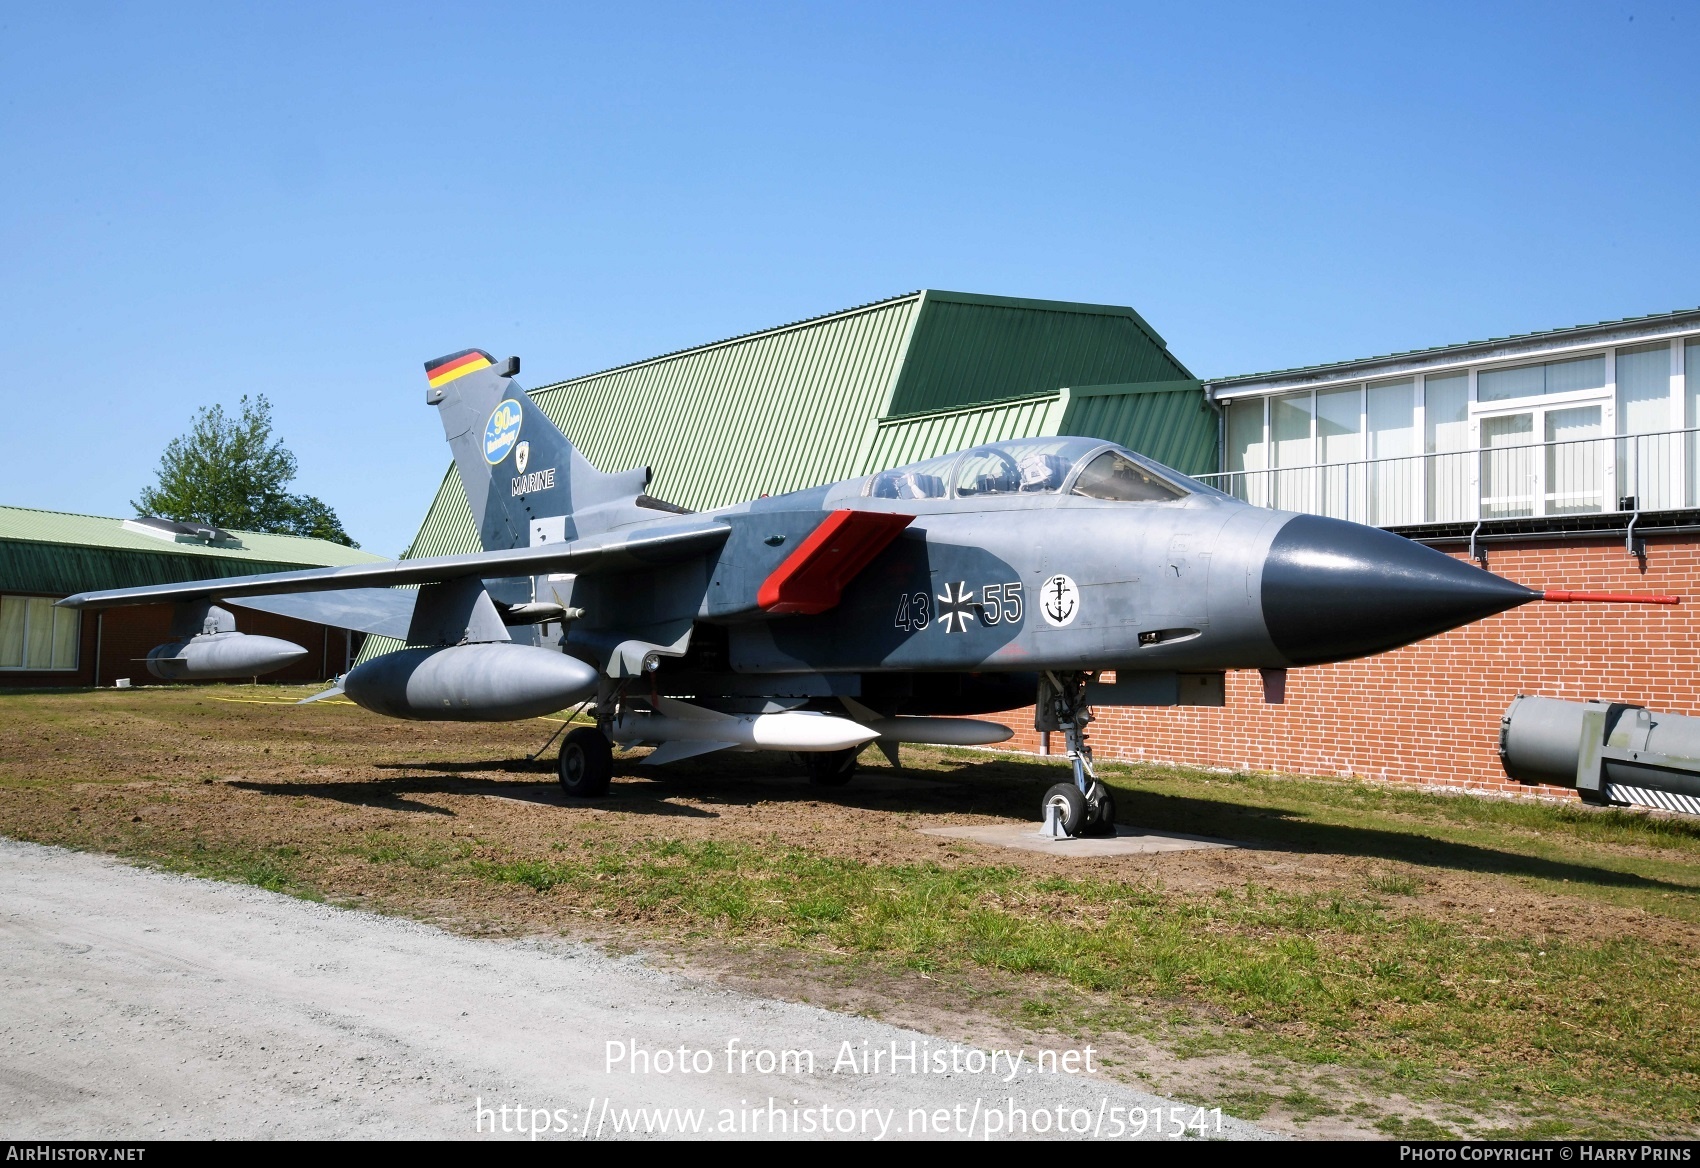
[1198,427,1700,527]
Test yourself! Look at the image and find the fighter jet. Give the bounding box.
[63,349,1544,837]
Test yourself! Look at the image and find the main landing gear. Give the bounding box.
[560,680,622,798]
[558,726,612,797]
[1038,672,1115,839]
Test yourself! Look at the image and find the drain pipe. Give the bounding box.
[1467,520,1486,566]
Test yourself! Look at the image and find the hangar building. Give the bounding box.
[392,293,1700,798]
[0,506,382,687]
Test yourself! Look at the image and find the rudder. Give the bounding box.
[424,349,652,550]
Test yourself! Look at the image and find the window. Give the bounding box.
[1689,339,1700,429]
[1546,405,1604,514]
[1424,373,1470,453]
[1617,342,1671,435]
[951,440,1097,497]
[1367,378,1415,459]
[1366,378,1416,525]
[862,438,1106,500]
[1687,340,1700,507]
[1070,450,1188,501]
[1478,354,1606,402]
[953,447,1023,496]
[865,452,955,499]
[0,596,79,670]
[1424,372,1472,523]
[1270,392,1313,467]
[1224,398,1266,473]
[1316,385,1363,464]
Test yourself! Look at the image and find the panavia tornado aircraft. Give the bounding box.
[64,349,1561,837]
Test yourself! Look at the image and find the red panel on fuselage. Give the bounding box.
[757,509,915,615]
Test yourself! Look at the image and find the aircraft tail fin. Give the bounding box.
[424,349,655,551]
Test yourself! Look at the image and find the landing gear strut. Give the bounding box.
[1037,672,1115,838]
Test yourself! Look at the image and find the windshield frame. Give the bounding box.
[1060,443,1196,502]
[860,438,1208,503]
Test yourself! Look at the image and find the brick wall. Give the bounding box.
[999,533,1699,798]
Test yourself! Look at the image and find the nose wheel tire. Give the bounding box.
[1042,783,1087,836]
[1041,781,1117,838]
[558,727,612,797]
[1082,783,1117,837]
[801,747,859,787]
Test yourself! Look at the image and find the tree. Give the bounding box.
[134,395,358,547]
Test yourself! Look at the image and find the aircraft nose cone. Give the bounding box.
[1260,514,1537,666]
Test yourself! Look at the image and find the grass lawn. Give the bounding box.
[1,683,1696,1138]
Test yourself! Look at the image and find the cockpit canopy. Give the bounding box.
[861,437,1192,502]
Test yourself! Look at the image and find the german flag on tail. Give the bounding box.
[424,349,495,389]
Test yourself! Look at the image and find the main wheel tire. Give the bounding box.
[1042,782,1088,837]
[1080,783,1118,838]
[558,727,612,797]
[803,747,859,787]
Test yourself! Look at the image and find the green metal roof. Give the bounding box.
[0,505,382,595]
[1056,380,1216,478]
[539,293,922,512]
[888,291,1190,416]
[859,390,1070,473]
[0,506,381,566]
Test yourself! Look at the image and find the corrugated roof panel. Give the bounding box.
[403,468,481,560]
[859,394,1064,473]
[887,291,1193,417]
[355,632,403,664]
[0,505,382,568]
[1057,386,1218,477]
[533,295,920,511]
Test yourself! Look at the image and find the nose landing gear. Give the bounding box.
[1038,672,1116,838]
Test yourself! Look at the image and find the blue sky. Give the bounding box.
[1,2,1695,554]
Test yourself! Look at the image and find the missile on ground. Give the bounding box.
[343,643,599,721]
[146,632,308,680]
[1501,695,1700,816]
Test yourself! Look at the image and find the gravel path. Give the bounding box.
[0,838,1273,1140]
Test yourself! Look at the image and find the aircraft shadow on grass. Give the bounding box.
[231,753,1698,896]
[1102,780,1700,896]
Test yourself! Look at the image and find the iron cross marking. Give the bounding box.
[936,581,977,634]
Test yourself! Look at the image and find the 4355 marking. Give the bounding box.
[894,580,1022,633]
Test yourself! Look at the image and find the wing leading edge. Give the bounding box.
[57,522,730,612]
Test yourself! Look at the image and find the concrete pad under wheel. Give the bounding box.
[920,822,1242,857]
